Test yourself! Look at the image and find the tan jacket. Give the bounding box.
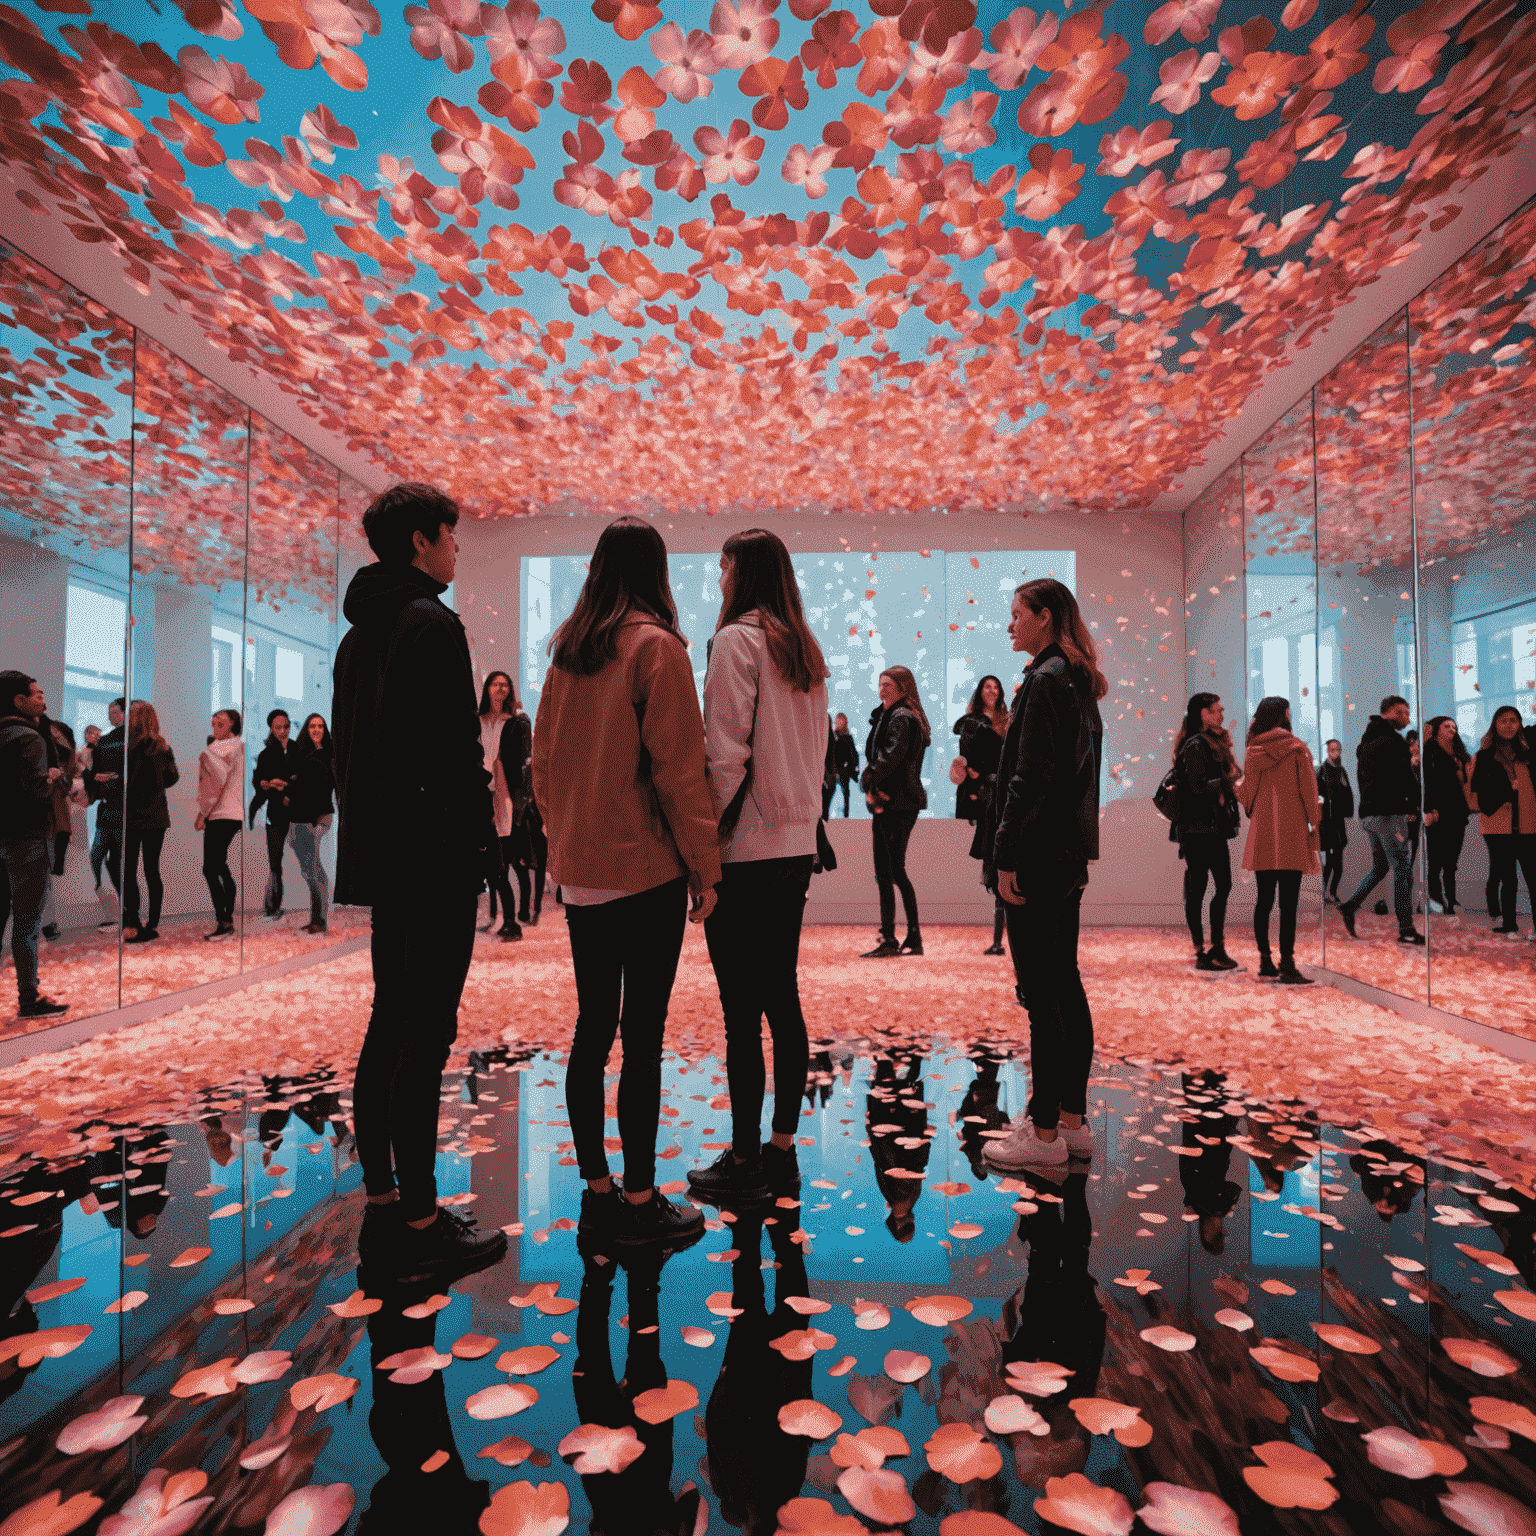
[1238,728,1321,873]
[532,614,722,894]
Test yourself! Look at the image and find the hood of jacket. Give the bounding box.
[206,735,243,764]
[1247,727,1308,770]
[342,562,448,629]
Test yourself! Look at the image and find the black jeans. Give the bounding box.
[202,819,240,924]
[487,834,517,924]
[1426,819,1466,910]
[1005,886,1092,1131]
[123,828,166,930]
[872,808,920,942]
[91,825,122,894]
[263,819,287,915]
[353,872,479,1221]
[565,876,689,1195]
[1486,833,1536,930]
[1321,843,1345,898]
[703,856,813,1156]
[1253,869,1303,962]
[1180,833,1231,951]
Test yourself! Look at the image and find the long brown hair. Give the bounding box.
[966,674,1009,736]
[550,517,683,677]
[1015,579,1108,701]
[718,528,827,694]
[1174,691,1236,774]
[479,669,519,717]
[880,665,931,745]
[1483,706,1529,759]
[127,700,165,752]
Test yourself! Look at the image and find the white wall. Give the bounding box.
[455,507,1188,925]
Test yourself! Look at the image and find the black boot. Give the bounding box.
[1276,959,1313,985]
[687,1148,770,1204]
[862,936,900,958]
[900,932,923,956]
[1257,954,1279,980]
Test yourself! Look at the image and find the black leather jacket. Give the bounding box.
[1356,716,1417,817]
[861,704,928,813]
[1172,730,1237,841]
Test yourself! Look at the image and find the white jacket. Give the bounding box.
[703,613,828,864]
[198,736,246,821]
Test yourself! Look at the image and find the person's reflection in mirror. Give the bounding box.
[1422,716,1473,918]
[40,717,77,942]
[803,1049,834,1111]
[1316,739,1353,906]
[1348,1139,1426,1223]
[1471,706,1536,940]
[198,1112,237,1168]
[1177,1071,1241,1255]
[999,1169,1103,1489]
[84,698,125,927]
[357,1271,489,1534]
[284,714,334,936]
[570,1234,702,1535]
[1337,695,1423,945]
[122,700,179,946]
[706,1214,812,1535]
[957,1046,1011,1182]
[867,1051,929,1243]
[251,709,299,919]
[195,708,244,942]
[100,1127,172,1242]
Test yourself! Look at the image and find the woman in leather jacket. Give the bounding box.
[953,675,1009,954]
[859,666,929,957]
[1172,692,1240,971]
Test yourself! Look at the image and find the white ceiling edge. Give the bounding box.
[1146,125,1536,516]
[0,169,390,495]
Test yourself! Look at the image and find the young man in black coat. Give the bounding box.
[0,671,68,1018]
[1338,694,1423,944]
[830,712,858,817]
[332,483,506,1281]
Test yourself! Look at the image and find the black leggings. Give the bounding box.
[1485,833,1536,930]
[565,877,689,1195]
[202,819,240,924]
[123,828,166,930]
[1180,834,1232,952]
[872,808,920,941]
[1006,887,1092,1130]
[1426,819,1466,910]
[517,813,547,917]
[1321,843,1345,898]
[487,834,517,924]
[703,856,813,1157]
[353,874,479,1221]
[1253,869,1303,963]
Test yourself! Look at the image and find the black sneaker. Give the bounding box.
[579,1185,623,1232]
[688,1149,770,1204]
[1194,950,1216,971]
[40,925,59,941]
[124,928,159,944]
[1257,957,1279,980]
[18,995,68,1019]
[496,922,523,941]
[760,1141,801,1195]
[1206,949,1240,971]
[1337,904,1358,938]
[392,1206,507,1281]
[1276,963,1313,986]
[1373,900,1389,916]
[899,934,924,956]
[1397,929,1426,946]
[613,1188,705,1247]
[203,924,235,942]
[982,943,1005,956]
[861,939,900,958]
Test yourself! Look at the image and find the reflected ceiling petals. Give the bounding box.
[835,1466,916,1524]
[103,1290,149,1314]
[1439,1482,1536,1536]
[1248,1343,1319,1382]
[1139,1325,1197,1353]
[477,1435,534,1467]
[99,1470,213,1535]
[1469,1399,1536,1444]
[778,1399,844,1439]
[1137,1483,1241,1536]
[401,1292,453,1319]
[497,1345,561,1374]
[168,1247,212,1268]
[1213,1308,1253,1331]
[882,1348,931,1383]
[827,1354,856,1376]
[924,1422,1003,1482]
[1032,1472,1135,1536]
[0,1492,104,1536]
[983,1393,1048,1436]
[828,1424,909,1470]
[1242,1443,1338,1510]
[1068,1397,1153,1447]
[289,1373,360,1411]
[1004,1358,1073,1396]
[772,1497,869,1535]
[170,1357,240,1400]
[478,1480,570,1536]
[557,1423,646,1474]
[680,1325,715,1347]
[263,1483,356,1536]
[784,1296,833,1315]
[1362,1427,1468,1480]
[378,1346,453,1384]
[771,1327,838,1359]
[631,1378,699,1424]
[852,1301,890,1330]
[55,1396,148,1455]
[24,1277,86,1305]
[1441,1338,1519,1378]
[904,1294,973,1326]
[1310,1323,1381,1355]
[451,1331,501,1359]
[466,1382,541,1419]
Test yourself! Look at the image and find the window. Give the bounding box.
[211,623,242,715]
[1453,599,1536,750]
[63,580,126,741]
[274,646,304,701]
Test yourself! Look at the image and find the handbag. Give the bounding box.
[814,817,837,874]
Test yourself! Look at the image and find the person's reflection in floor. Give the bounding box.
[357,1267,490,1534]
[198,1113,237,1169]
[1349,1138,1426,1224]
[706,1214,813,1535]
[804,1049,834,1112]
[956,1047,1011,1183]
[570,1234,702,1535]
[999,1169,1104,1491]
[101,1127,172,1243]
[867,1052,929,1243]
[1177,1071,1242,1255]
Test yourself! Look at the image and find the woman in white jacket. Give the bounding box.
[194,708,245,940]
[688,528,830,1207]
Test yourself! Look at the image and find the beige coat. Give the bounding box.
[1238,728,1321,873]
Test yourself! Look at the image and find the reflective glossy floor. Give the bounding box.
[5,1032,1536,1535]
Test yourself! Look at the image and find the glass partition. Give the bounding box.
[122,334,251,1005]
[0,241,133,1032]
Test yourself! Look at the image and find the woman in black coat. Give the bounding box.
[1422,716,1471,916]
[1171,692,1240,971]
[283,713,335,934]
[952,675,1009,954]
[859,666,929,958]
[250,709,302,918]
[985,579,1106,1171]
[122,701,178,943]
[1315,738,1354,903]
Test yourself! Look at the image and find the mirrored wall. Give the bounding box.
[0,238,370,1038]
[1186,193,1536,1042]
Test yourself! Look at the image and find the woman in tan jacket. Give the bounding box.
[532,516,721,1248]
[1237,695,1321,985]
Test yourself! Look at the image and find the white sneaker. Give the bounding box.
[1060,1121,1093,1158]
[1428,899,1445,915]
[984,1122,1070,1170]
